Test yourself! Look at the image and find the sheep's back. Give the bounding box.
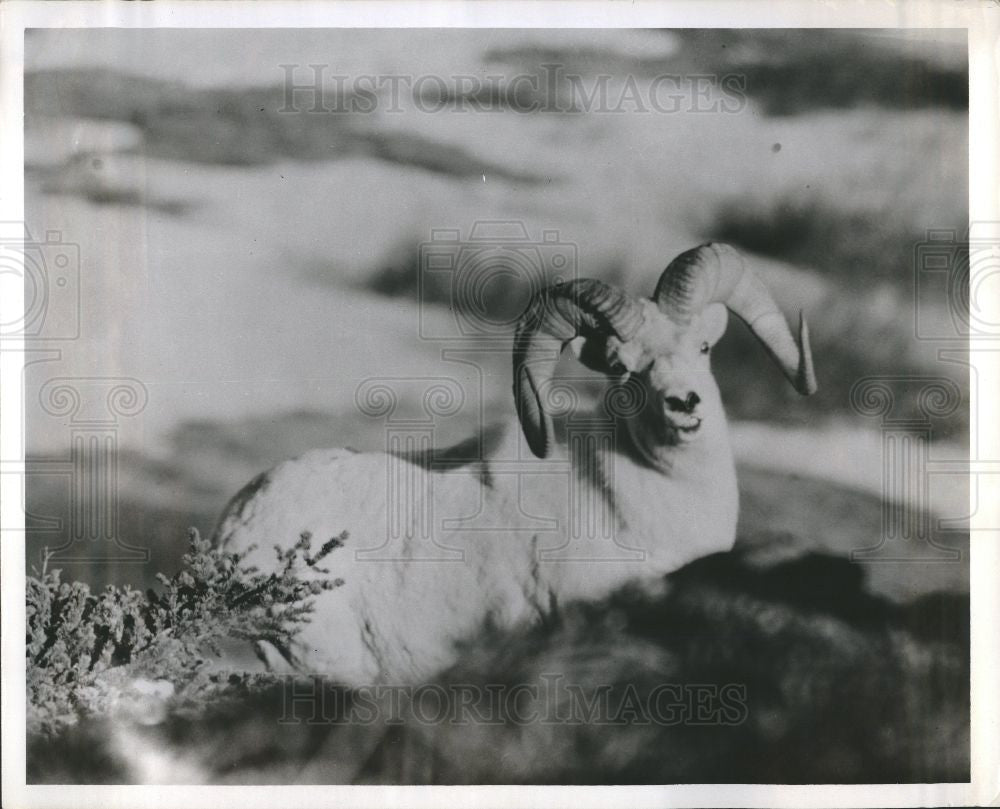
[212,444,553,684]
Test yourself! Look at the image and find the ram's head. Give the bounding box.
[512,243,817,467]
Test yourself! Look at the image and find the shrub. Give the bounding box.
[26,528,344,736]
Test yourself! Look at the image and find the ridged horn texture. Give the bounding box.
[654,242,817,396]
[513,279,645,458]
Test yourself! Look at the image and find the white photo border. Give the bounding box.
[1,2,996,807]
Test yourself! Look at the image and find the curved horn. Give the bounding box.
[654,242,817,395]
[513,279,645,458]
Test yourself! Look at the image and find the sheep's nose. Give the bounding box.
[665,392,700,414]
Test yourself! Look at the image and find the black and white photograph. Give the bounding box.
[2,3,998,805]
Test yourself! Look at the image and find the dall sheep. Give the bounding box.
[213,242,816,686]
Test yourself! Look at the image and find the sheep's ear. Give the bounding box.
[702,302,729,345]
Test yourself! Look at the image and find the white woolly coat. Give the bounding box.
[214,416,738,686]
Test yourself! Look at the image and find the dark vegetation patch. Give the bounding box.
[484,42,682,81]
[710,197,927,289]
[25,68,551,183]
[368,239,569,327]
[24,468,213,593]
[487,29,967,116]
[38,177,194,216]
[712,321,968,440]
[687,29,968,116]
[704,194,969,439]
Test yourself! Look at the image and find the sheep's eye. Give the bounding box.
[700,341,711,355]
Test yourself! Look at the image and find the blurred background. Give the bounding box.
[23,28,969,605]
